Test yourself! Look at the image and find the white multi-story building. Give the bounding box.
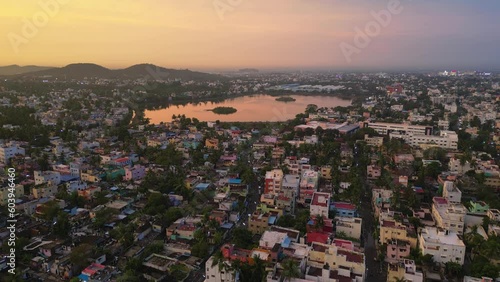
[205,255,236,282]
[442,181,462,203]
[389,130,458,150]
[448,158,473,174]
[419,227,465,265]
[432,197,466,235]
[310,192,330,218]
[364,122,432,136]
[0,144,25,163]
[34,171,61,186]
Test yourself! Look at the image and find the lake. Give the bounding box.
[145,94,351,123]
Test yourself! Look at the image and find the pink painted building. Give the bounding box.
[124,165,146,181]
[386,240,411,263]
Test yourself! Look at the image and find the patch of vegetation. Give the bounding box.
[275,96,296,102]
[208,106,237,115]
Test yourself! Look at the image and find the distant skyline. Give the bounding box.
[2,0,500,72]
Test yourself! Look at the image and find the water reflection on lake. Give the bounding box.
[145,94,351,123]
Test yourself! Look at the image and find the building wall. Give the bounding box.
[335,217,362,240]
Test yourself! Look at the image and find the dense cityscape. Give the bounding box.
[0,67,499,282]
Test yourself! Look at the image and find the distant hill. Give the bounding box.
[11,63,223,81]
[0,65,54,75]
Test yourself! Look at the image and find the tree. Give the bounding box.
[422,254,434,268]
[445,261,463,279]
[276,214,295,228]
[314,215,325,231]
[232,227,254,249]
[210,250,231,280]
[70,243,93,272]
[281,259,300,281]
[117,270,141,282]
[191,241,209,258]
[53,212,71,238]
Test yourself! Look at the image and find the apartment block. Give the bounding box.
[432,197,466,235]
[442,181,462,203]
[386,240,411,263]
[0,144,25,163]
[364,122,432,136]
[264,169,283,194]
[379,220,418,248]
[419,227,465,265]
[307,242,365,282]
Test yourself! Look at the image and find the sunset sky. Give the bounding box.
[1,0,499,71]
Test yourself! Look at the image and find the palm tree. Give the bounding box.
[281,259,300,282]
[211,250,229,281]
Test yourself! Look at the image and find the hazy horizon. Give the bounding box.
[2,0,500,71]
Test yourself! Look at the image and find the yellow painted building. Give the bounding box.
[0,184,24,205]
[379,220,418,248]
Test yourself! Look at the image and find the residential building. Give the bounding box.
[448,158,473,174]
[387,259,424,282]
[335,216,362,240]
[363,134,384,147]
[124,165,146,181]
[442,181,462,203]
[34,171,61,186]
[32,184,57,199]
[468,201,489,214]
[310,192,330,218]
[307,242,365,282]
[264,169,283,194]
[419,227,465,265]
[205,138,219,149]
[320,165,332,180]
[386,240,411,263]
[0,184,24,205]
[432,197,466,235]
[248,211,279,235]
[330,202,358,218]
[299,170,319,205]
[379,220,418,248]
[0,144,25,163]
[367,165,382,180]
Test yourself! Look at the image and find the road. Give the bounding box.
[354,143,386,282]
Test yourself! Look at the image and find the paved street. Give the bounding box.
[353,144,386,282]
